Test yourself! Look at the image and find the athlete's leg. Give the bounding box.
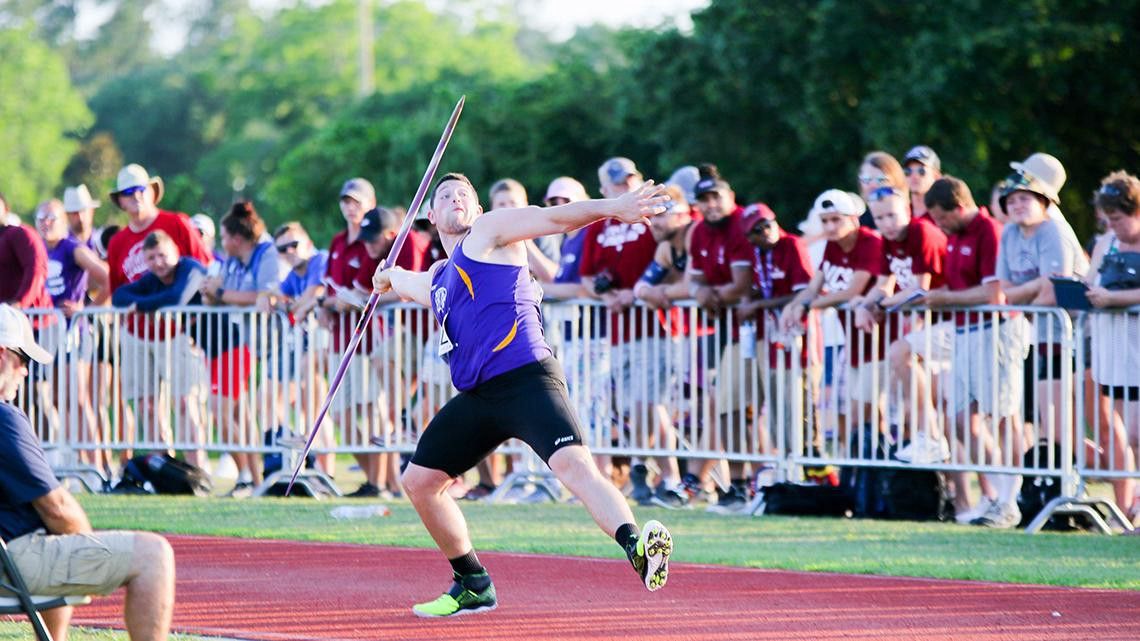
[402,462,473,557]
[549,445,635,536]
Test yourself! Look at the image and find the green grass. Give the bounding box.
[72,494,1140,590]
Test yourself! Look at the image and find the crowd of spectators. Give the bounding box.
[2,146,1139,530]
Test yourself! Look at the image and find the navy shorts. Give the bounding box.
[410,358,584,477]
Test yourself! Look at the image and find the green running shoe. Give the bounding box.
[630,519,672,591]
[412,573,497,618]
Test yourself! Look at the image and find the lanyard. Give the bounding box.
[753,246,775,299]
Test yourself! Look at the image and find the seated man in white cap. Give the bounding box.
[0,303,175,641]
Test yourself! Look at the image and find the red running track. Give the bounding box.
[51,535,1140,640]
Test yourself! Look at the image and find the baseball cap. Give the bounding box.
[693,175,732,199]
[903,145,941,172]
[190,213,216,238]
[0,304,52,364]
[667,166,700,204]
[812,189,863,216]
[63,185,100,212]
[598,157,641,187]
[742,202,777,232]
[340,177,376,205]
[358,207,393,242]
[543,177,589,204]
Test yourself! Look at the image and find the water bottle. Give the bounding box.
[739,320,757,360]
[330,504,391,520]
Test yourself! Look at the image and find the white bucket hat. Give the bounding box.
[0,304,52,364]
[111,164,165,209]
[63,185,100,212]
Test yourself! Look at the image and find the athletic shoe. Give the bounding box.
[955,496,996,524]
[346,482,381,498]
[412,573,497,618]
[630,464,654,505]
[462,483,496,501]
[629,519,672,591]
[225,481,254,499]
[896,433,951,464]
[971,500,1021,529]
[650,486,690,509]
[706,486,750,515]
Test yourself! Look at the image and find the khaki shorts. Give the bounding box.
[329,354,381,413]
[903,321,953,372]
[120,331,207,400]
[848,359,889,405]
[6,530,135,596]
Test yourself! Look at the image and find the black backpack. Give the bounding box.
[117,453,213,496]
[761,482,853,517]
[841,424,951,521]
[1017,441,1089,531]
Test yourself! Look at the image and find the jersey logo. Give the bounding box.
[888,255,916,290]
[960,246,973,256]
[433,286,448,316]
[821,261,854,292]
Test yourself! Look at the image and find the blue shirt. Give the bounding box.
[111,258,206,311]
[554,231,586,284]
[0,402,58,541]
[281,251,328,299]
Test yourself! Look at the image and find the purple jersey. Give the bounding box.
[45,237,88,306]
[429,239,551,391]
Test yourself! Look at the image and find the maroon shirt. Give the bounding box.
[0,224,53,328]
[944,210,1002,327]
[820,226,885,366]
[752,230,813,367]
[881,217,948,292]
[579,219,659,344]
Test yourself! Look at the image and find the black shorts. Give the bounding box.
[410,358,584,477]
[1100,385,1140,402]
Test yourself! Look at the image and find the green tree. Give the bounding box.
[0,27,92,214]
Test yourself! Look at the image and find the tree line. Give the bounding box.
[2,0,1137,244]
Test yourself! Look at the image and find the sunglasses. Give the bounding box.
[903,166,927,177]
[118,185,148,197]
[35,214,58,223]
[1098,184,1122,197]
[868,186,901,203]
[858,175,892,187]
[276,240,300,253]
[747,219,776,235]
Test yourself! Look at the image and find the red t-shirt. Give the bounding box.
[0,224,54,328]
[108,210,211,291]
[752,230,814,367]
[579,219,659,344]
[820,226,885,366]
[945,210,1002,326]
[881,217,948,292]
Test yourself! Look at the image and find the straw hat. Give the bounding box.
[110,164,164,209]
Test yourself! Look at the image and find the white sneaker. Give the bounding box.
[896,432,951,464]
[955,496,997,524]
[971,500,1021,529]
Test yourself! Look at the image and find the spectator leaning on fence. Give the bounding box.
[1087,170,1140,521]
[687,164,762,514]
[111,230,209,470]
[781,189,885,456]
[200,201,280,497]
[855,151,908,230]
[924,176,1030,529]
[737,203,822,464]
[0,303,176,641]
[853,185,951,465]
[579,157,663,498]
[995,161,1083,454]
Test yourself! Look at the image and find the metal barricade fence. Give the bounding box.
[29,300,1136,527]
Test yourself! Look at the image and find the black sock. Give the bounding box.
[615,523,639,558]
[449,550,485,578]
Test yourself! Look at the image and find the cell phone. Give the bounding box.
[885,288,927,314]
[1050,277,1091,311]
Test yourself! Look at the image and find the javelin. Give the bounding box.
[286,95,466,495]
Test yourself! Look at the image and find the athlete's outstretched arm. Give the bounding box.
[373,260,444,308]
[474,181,670,247]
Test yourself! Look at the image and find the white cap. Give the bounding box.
[190,214,216,238]
[63,185,100,212]
[811,189,864,217]
[0,304,52,364]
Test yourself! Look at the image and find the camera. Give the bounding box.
[593,271,615,295]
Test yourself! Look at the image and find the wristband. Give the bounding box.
[215,287,225,300]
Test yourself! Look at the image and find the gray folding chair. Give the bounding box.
[0,537,91,641]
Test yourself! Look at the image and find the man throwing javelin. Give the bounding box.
[373,173,673,617]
